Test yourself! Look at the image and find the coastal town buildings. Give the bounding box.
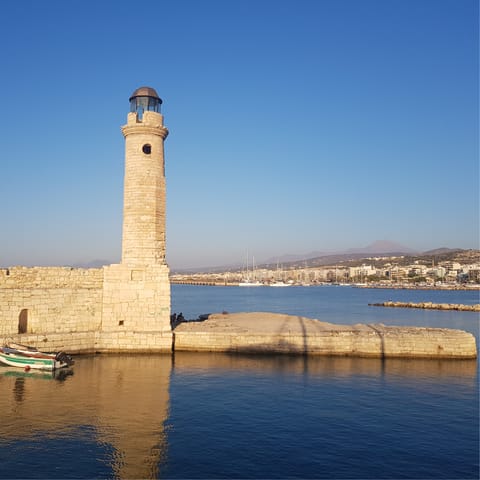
[170,252,480,288]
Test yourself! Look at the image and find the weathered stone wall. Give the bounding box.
[0,265,172,353]
[2,331,98,354]
[102,264,170,332]
[0,267,103,338]
[173,312,478,359]
[173,328,478,358]
[121,111,168,266]
[99,263,172,351]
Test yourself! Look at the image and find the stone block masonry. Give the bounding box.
[0,265,172,353]
[99,263,171,351]
[0,267,103,337]
[121,110,168,266]
[173,312,477,359]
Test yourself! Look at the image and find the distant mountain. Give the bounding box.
[421,247,461,256]
[343,240,417,255]
[263,251,327,265]
[72,259,114,268]
[263,240,416,266]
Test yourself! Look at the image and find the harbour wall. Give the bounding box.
[0,270,476,359]
[173,313,478,359]
[0,267,104,335]
[0,266,172,353]
[173,326,477,358]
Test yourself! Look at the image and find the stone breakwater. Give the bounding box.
[369,301,480,312]
[173,312,477,359]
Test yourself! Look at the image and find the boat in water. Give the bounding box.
[239,280,263,287]
[239,251,263,287]
[0,343,74,371]
[269,281,291,287]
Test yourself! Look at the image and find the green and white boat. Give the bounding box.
[0,343,74,371]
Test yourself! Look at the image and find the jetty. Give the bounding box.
[173,312,477,359]
[369,301,480,312]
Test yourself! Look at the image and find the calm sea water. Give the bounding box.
[0,285,478,479]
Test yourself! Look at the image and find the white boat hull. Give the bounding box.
[0,344,74,371]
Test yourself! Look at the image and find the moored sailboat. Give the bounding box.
[239,252,263,286]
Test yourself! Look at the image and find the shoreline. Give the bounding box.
[170,280,480,291]
[352,283,480,291]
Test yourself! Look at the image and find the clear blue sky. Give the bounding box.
[0,0,478,269]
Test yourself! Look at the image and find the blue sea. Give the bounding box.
[0,285,478,479]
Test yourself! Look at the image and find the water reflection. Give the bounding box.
[172,351,477,386]
[0,352,477,479]
[13,377,25,403]
[0,355,172,479]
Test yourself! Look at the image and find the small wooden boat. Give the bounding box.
[0,343,74,371]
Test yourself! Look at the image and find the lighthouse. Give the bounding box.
[121,87,169,266]
[100,87,172,348]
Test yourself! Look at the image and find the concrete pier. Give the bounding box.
[173,312,477,359]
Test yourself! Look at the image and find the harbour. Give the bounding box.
[1,285,477,479]
[0,1,477,478]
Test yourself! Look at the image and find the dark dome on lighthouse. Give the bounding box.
[129,86,162,117]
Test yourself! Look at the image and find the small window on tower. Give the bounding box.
[142,144,152,155]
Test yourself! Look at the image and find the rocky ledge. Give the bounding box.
[369,301,480,311]
[173,312,477,359]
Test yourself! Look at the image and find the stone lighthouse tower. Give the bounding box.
[121,87,168,266]
[100,87,172,351]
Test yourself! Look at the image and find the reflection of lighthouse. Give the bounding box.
[0,355,172,479]
[121,87,169,267]
[101,88,171,345]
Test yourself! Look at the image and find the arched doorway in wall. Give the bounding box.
[18,309,28,334]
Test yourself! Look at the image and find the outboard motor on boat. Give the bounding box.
[55,351,74,366]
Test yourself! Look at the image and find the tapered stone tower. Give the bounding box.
[121,87,168,266]
[100,87,172,351]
